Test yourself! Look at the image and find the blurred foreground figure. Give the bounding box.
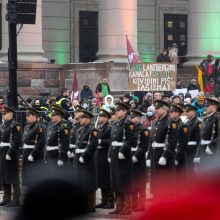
[140,171,220,220]
[13,178,88,220]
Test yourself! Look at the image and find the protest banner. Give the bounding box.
[128,63,177,91]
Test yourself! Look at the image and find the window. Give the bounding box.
[164,14,187,57]
[79,11,98,62]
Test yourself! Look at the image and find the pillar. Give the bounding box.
[185,0,220,66]
[97,0,137,62]
[0,0,48,63]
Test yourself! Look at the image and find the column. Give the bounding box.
[97,0,137,62]
[0,0,48,63]
[185,0,220,66]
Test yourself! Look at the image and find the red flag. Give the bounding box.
[96,92,101,108]
[126,35,140,63]
[71,70,79,101]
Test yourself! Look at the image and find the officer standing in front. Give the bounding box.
[74,110,98,212]
[147,100,178,199]
[199,97,219,166]
[130,109,150,212]
[45,104,70,170]
[95,109,114,209]
[185,105,201,169]
[22,107,46,187]
[0,106,22,207]
[109,102,134,215]
[67,105,84,161]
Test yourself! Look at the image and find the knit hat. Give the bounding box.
[197,95,204,102]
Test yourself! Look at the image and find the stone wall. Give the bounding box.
[0,62,197,100]
[0,63,62,99]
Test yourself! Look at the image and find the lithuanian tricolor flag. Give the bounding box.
[195,64,204,92]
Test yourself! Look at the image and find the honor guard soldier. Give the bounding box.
[147,100,178,198]
[109,102,134,215]
[130,109,150,212]
[169,104,189,168]
[74,110,98,212]
[170,104,189,194]
[22,107,46,187]
[45,104,70,169]
[185,105,201,169]
[199,97,219,165]
[95,109,115,209]
[0,106,22,207]
[67,105,84,161]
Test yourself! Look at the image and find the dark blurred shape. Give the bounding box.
[13,178,88,220]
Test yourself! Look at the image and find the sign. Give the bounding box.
[189,89,199,98]
[174,88,188,96]
[128,63,177,91]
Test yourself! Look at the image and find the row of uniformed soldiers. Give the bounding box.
[0,96,219,214]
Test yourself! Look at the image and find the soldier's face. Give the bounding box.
[79,117,90,126]
[110,114,118,122]
[156,107,167,117]
[26,114,37,124]
[186,110,196,119]
[169,111,180,120]
[130,116,140,124]
[99,116,108,124]
[116,109,127,119]
[2,112,13,122]
[51,114,62,123]
[74,112,82,120]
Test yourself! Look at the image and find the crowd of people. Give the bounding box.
[0,76,219,219]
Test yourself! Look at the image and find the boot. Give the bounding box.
[109,192,123,214]
[119,192,132,215]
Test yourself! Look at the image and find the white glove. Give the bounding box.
[108,158,111,163]
[175,160,178,166]
[118,152,125,160]
[145,151,148,159]
[6,154,12,161]
[158,157,166,166]
[68,117,73,123]
[206,146,213,155]
[67,151,72,158]
[28,154,34,162]
[132,156,138,163]
[57,160,64,166]
[146,160,151,168]
[193,157,200,163]
[79,157,85,163]
[98,139,101,144]
[70,152,75,158]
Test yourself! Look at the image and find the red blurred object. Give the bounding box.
[140,173,220,220]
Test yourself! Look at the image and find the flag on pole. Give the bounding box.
[71,69,79,101]
[195,64,204,92]
[126,35,140,63]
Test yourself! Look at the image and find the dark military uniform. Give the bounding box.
[45,105,70,169]
[0,107,22,206]
[74,110,98,212]
[199,98,219,165]
[22,119,46,186]
[132,125,150,211]
[46,120,69,168]
[186,116,201,168]
[68,105,85,161]
[109,103,135,215]
[148,101,178,198]
[95,110,114,209]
